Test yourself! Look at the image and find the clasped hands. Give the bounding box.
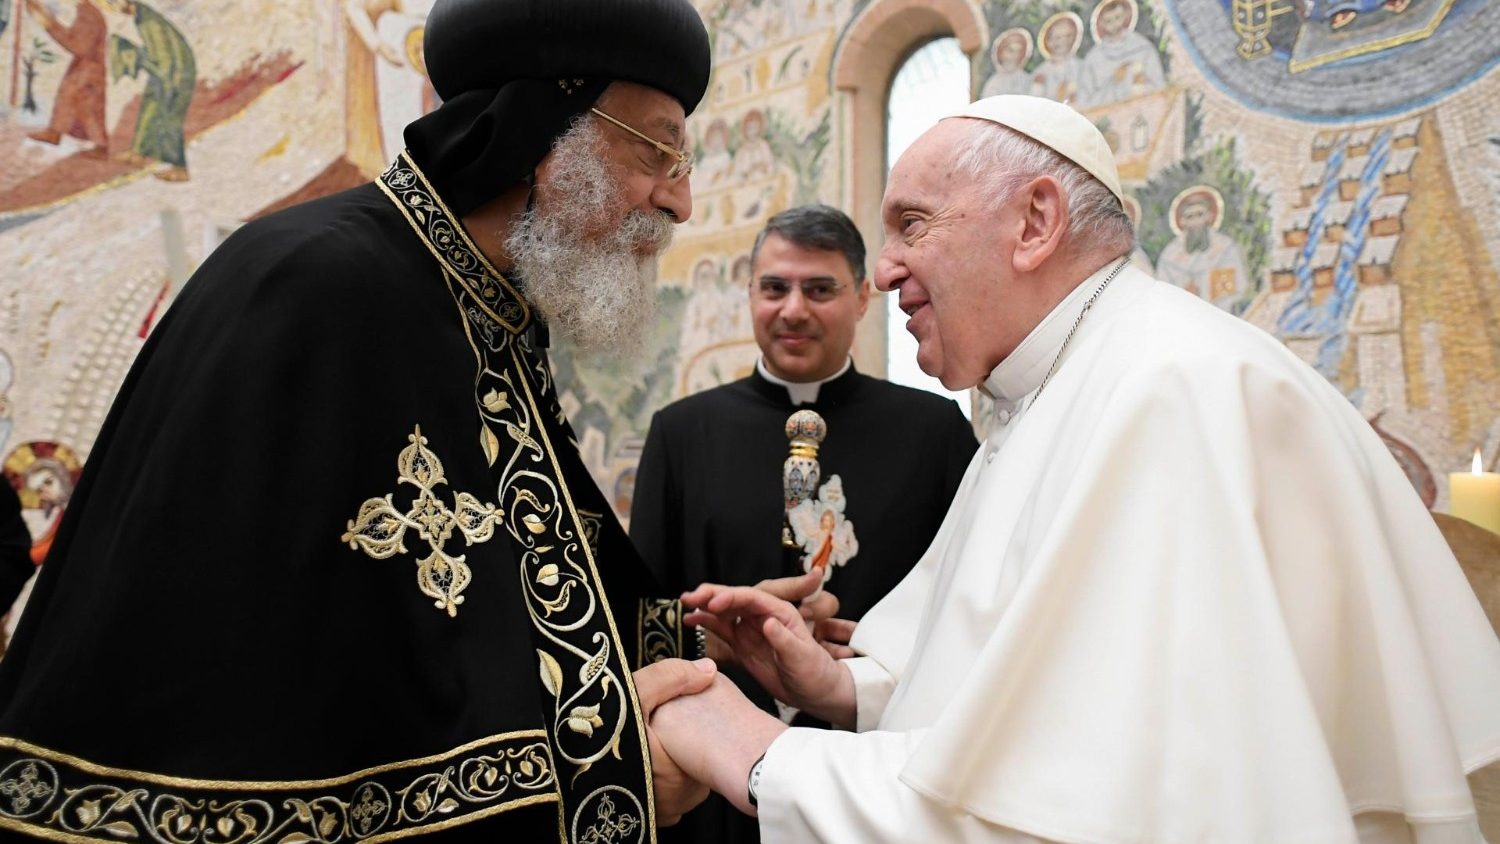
[635,569,858,822]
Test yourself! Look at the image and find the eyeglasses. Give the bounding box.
[590,107,693,182]
[753,278,848,303]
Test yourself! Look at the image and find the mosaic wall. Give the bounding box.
[0,0,1495,585]
[963,0,1500,512]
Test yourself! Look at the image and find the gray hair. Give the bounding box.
[750,204,867,282]
[951,120,1135,253]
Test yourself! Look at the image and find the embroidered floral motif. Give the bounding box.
[0,735,556,843]
[573,788,643,844]
[377,159,654,842]
[638,599,683,665]
[488,351,633,780]
[575,508,604,559]
[342,425,501,617]
[378,155,530,337]
[0,760,57,818]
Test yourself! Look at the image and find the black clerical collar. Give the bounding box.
[749,358,861,407]
[376,152,534,338]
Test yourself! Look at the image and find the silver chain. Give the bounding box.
[1028,254,1131,407]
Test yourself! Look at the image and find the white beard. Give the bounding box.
[506,119,674,359]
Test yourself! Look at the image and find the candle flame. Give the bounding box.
[1475,448,1485,475]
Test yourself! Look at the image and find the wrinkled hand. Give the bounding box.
[700,570,855,664]
[813,617,857,660]
[632,658,716,825]
[681,582,852,725]
[651,674,787,816]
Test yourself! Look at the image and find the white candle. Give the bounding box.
[1450,448,1500,536]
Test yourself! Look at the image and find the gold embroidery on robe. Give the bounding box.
[342,425,502,617]
[379,156,530,335]
[0,732,555,843]
[638,599,684,666]
[376,155,656,843]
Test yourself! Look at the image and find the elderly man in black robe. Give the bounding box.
[0,1,783,841]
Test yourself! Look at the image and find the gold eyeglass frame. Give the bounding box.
[590,107,693,181]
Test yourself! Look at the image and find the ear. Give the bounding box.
[1012,175,1068,274]
[855,278,871,319]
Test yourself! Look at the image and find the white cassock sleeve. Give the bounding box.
[755,727,1055,844]
[755,554,1058,842]
[844,656,897,733]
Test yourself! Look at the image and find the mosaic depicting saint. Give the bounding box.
[106,0,196,181]
[980,28,1035,99]
[1079,0,1166,107]
[1157,185,1252,311]
[21,0,108,156]
[1031,12,1086,105]
[731,107,774,182]
[679,256,739,353]
[2,441,82,566]
[696,116,733,187]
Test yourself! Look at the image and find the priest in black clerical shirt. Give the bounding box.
[0,1,745,841]
[631,204,978,844]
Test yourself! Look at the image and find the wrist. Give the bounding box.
[716,713,786,816]
[746,752,767,809]
[798,661,856,729]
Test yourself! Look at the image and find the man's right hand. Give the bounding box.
[681,582,856,728]
[701,569,857,665]
[633,658,717,825]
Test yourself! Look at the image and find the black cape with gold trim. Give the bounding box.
[0,154,684,843]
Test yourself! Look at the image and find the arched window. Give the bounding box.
[884,37,973,416]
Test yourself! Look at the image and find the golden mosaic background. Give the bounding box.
[0,0,1495,570]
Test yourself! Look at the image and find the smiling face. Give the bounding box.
[875,121,1048,390]
[750,232,869,383]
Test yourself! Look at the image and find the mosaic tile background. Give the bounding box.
[0,0,1494,569]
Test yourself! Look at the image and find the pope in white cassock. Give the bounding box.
[649,94,1500,844]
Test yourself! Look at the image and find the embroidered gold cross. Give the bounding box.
[0,762,54,815]
[342,425,501,617]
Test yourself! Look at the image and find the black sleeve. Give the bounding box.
[628,410,683,592]
[0,482,34,609]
